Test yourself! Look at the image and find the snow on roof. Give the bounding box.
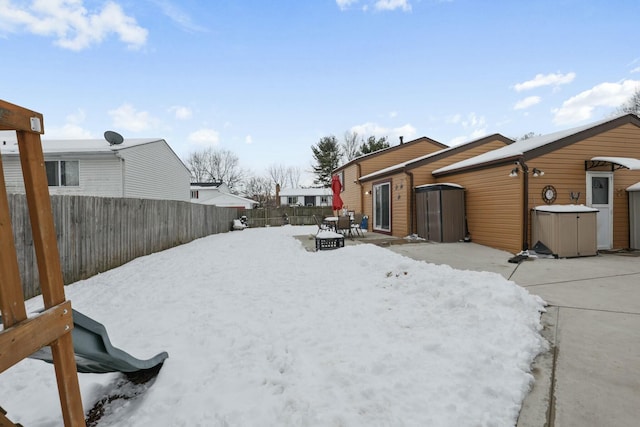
[627,182,640,191]
[278,188,331,197]
[358,134,510,181]
[197,192,257,206]
[0,137,164,155]
[533,204,599,213]
[433,115,630,175]
[591,156,640,170]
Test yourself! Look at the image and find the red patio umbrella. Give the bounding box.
[331,175,343,214]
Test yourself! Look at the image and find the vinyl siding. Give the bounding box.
[119,141,190,202]
[1,155,124,197]
[528,123,640,249]
[436,165,523,254]
[339,139,444,218]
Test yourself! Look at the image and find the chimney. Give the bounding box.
[399,136,404,144]
[275,183,281,207]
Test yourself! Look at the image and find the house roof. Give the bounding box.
[197,192,258,206]
[433,114,640,176]
[279,187,332,197]
[335,136,446,173]
[358,134,513,182]
[0,137,165,155]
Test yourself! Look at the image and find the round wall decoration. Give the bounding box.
[542,185,557,204]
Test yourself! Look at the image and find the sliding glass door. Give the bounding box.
[373,182,391,232]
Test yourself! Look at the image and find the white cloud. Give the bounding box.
[631,67,640,74]
[442,112,487,146]
[108,103,159,132]
[45,123,93,139]
[336,0,359,10]
[552,79,640,125]
[336,0,411,12]
[389,111,398,118]
[169,105,192,120]
[188,128,220,146]
[349,122,416,143]
[0,0,148,50]
[445,114,462,125]
[514,72,576,92]
[461,112,485,129]
[374,0,411,12]
[245,135,253,144]
[514,96,541,110]
[152,0,207,32]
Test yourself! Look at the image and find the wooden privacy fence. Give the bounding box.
[240,206,333,227]
[8,194,239,299]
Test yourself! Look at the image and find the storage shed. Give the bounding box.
[415,183,466,242]
[628,182,640,250]
[531,205,598,258]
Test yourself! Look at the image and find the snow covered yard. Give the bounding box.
[0,225,547,426]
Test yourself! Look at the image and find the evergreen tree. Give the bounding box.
[311,135,341,187]
[360,135,390,155]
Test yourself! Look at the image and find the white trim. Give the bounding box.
[586,171,614,250]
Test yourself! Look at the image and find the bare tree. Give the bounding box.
[267,164,301,188]
[185,147,244,191]
[267,164,288,188]
[285,166,301,188]
[616,88,640,117]
[244,175,273,207]
[342,131,362,162]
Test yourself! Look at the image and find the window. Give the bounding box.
[320,195,329,206]
[191,190,199,199]
[288,196,298,205]
[373,182,391,231]
[45,160,79,187]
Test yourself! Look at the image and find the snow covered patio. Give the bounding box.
[0,225,546,426]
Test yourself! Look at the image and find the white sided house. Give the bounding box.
[1,137,191,202]
[278,187,332,207]
[190,182,258,209]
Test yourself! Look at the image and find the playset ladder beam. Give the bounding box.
[0,100,86,426]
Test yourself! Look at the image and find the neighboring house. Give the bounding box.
[335,136,448,214]
[433,114,640,254]
[1,137,191,202]
[354,134,513,236]
[277,187,332,207]
[190,182,258,209]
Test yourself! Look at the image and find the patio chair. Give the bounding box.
[336,215,353,238]
[313,215,331,235]
[351,213,365,237]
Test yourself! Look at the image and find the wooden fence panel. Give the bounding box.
[8,194,238,300]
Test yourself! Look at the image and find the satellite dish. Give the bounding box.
[104,130,124,145]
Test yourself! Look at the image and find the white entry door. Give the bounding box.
[587,172,613,250]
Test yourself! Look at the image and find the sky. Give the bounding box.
[0,225,547,426]
[1,0,639,186]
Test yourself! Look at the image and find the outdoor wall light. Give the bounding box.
[509,167,519,177]
[532,168,545,177]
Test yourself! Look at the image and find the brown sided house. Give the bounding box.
[354,134,513,237]
[433,114,640,255]
[335,136,447,215]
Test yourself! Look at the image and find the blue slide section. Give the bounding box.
[28,310,169,374]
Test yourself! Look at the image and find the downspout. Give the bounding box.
[518,157,530,253]
[357,163,364,214]
[405,168,414,235]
